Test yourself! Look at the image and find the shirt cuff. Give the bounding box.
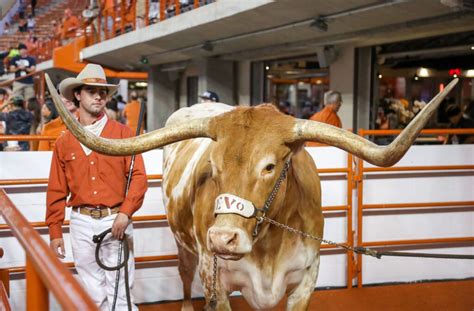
[119,201,134,218]
[48,224,63,240]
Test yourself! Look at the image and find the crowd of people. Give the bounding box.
[0,81,148,152]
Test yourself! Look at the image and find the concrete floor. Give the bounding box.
[139,279,474,310]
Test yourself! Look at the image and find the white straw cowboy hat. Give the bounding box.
[59,64,118,101]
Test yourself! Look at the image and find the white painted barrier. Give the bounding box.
[0,145,472,310]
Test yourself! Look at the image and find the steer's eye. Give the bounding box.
[265,164,275,172]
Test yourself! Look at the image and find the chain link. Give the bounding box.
[209,254,218,310]
[260,216,380,258]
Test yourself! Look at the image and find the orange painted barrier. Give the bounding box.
[0,189,98,310]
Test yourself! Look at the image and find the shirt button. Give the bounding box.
[92,176,96,180]
[72,156,76,160]
[93,191,97,195]
[90,161,94,165]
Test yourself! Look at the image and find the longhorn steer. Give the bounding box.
[46,76,457,311]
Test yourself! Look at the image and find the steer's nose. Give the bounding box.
[208,227,251,254]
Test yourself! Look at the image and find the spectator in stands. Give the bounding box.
[0,50,8,76]
[31,0,37,17]
[27,14,36,31]
[9,43,36,101]
[149,0,160,23]
[27,97,42,150]
[0,95,33,151]
[443,104,474,144]
[199,90,219,103]
[105,97,120,121]
[61,9,80,42]
[38,95,77,151]
[25,33,39,56]
[123,91,144,133]
[115,94,126,123]
[18,16,28,32]
[0,89,9,107]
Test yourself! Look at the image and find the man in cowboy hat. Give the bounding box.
[45,63,147,310]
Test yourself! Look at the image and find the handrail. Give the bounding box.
[355,128,474,288]
[0,71,46,104]
[360,128,474,136]
[0,189,98,310]
[0,135,58,142]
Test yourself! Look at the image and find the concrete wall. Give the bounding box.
[329,45,355,129]
[147,65,179,129]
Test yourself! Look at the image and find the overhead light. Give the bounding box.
[377,72,383,79]
[465,69,474,77]
[413,74,419,81]
[418,67,430,77]
[201,41,214,52]
[265,66,270,70]
[453,73,458,78]
[471,46,474,50]
[140,56,149,64]
[310,17,328,32]
[135,82,148,87]
[316,79,322,84]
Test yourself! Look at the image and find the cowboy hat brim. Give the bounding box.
[59,77,119,102]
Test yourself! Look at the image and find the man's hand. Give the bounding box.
[50,238,65,259]
[111,212,130,240]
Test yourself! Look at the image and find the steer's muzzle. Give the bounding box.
[207,225,252,260]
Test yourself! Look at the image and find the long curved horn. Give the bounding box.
[45,74,213,156]
[292,79,458,167]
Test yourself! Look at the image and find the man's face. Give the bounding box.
[331,97,342,113]
[19,48,27,57]
[76,86,108,117]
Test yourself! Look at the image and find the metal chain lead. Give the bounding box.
[263,158,291,212]
[209,254,218,310]
[253,158,291,237]
[259,216,381,258]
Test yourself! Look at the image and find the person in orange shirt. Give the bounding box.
[307,90,343,147]
[46,64,147,310]
[61,9,79,41]
[38,95,77,151]
[123,91,144,134]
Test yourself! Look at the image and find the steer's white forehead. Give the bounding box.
[166,102,234,126]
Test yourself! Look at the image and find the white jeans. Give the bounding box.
[70,210,138,311]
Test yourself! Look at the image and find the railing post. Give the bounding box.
[26,256,48,311]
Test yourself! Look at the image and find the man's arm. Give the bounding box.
[46,142,69,258]
[26,57,36,73]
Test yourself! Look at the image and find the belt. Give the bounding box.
[72,206,120,219]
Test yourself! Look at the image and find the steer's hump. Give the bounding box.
[166,103,234,127]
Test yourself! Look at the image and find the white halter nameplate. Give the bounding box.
[215,193,256,218]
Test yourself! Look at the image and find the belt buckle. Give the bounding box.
[90,207,102,219]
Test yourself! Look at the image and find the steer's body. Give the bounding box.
[162,103,323,310]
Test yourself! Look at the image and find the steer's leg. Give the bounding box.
[286,255,320,311]
[177,244,198,311]
[199,252,231,311]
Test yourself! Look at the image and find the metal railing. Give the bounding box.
[0,165,355,288]
[0,128,472,305]
[0,189,98,310]
[355,128,474,288]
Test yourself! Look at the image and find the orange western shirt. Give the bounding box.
[307,106,342,147]
[123,100,144,134]
[38,117,67,151]
[46,119,148,240]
